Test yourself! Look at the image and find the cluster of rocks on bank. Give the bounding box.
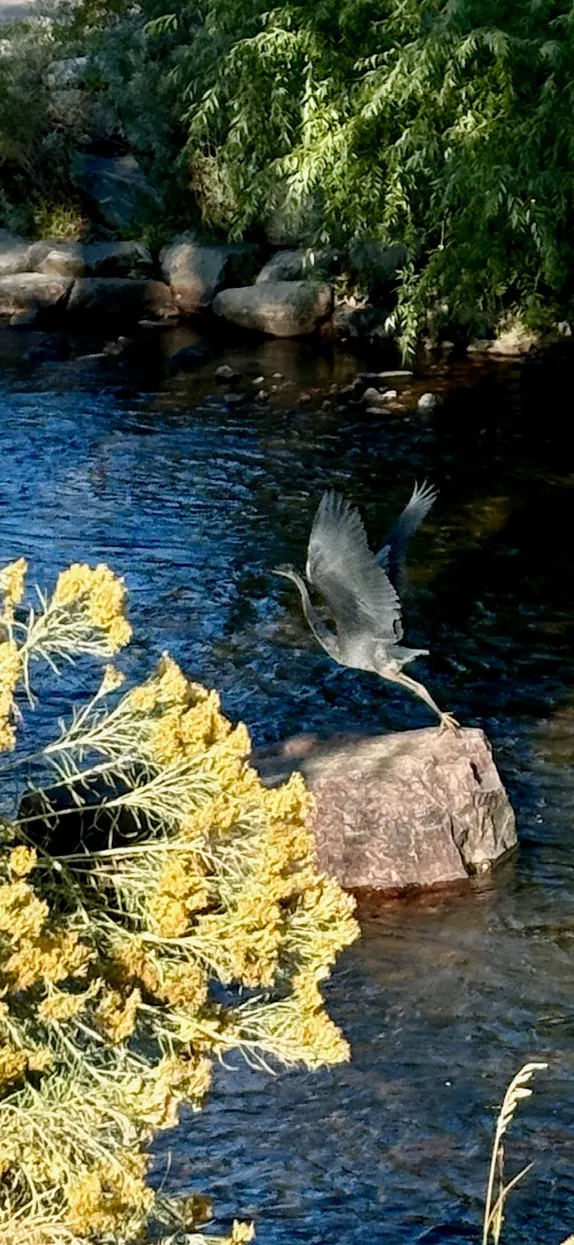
[0,211,404,343]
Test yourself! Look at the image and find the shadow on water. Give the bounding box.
[2,327,574,1242]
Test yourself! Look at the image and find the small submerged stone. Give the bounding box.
[215,364,241,381]
[417,391,440,412]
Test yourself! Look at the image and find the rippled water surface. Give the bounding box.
[2,326,574,1244]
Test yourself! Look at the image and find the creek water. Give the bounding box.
[1,325,574,1244]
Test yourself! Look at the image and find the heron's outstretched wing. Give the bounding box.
[377,480,437,589]
[306,491,403,641]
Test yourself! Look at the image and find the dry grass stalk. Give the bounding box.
[482,1061,548,1245]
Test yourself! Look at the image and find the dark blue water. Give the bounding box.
[2,325,574,1244]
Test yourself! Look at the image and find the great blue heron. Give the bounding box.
[274,483,459,731]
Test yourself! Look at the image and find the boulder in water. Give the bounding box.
[67,278,175,322]
[255,727,516,893]
[160,235,259,315]
[213,280,333,337]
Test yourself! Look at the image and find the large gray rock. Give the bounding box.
[255,248,335,284]
[0,229,30,276]
[213,281,333,337]
[256,249,308,284]
[256,728,516,893]
[32,240,153,279]
[70,153,162,230]
[0,273,72,317]
[159,235,258,315]
[67,278,175,322]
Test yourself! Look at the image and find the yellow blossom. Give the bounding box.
[50,562,132,651]
[0,1045,28,1088]
[147,893,190,939]
[0,719,16,752]
[159,960,208,1009]
[8,846,37,877]
[0,880,48,941]
[108,615,132,650]
[52,563,93,606]
[109,943,160,994]
[96,987,141,1043]
[155,653,192,706]
[38,986,94,1023]
[231,1222,256,1244]
[100,664,125,694]
[0,557,27,607]
[127,681,158,712]
[0,638,21,753]
[67,1155,153,1236]
[5,929,92,990]
[26,1046,53,1072]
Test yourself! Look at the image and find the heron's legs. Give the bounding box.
[392,670,459,732]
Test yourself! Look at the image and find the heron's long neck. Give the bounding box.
[288,571,340,660]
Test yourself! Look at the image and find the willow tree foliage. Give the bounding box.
[55,0,574,346]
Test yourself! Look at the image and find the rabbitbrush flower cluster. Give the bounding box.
[0,557,358,1245]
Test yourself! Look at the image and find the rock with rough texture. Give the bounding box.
[70,153,162,230]
[0,229,30,276]
[255,249,308,284]
[321,301,395,347]
[417,391,440,413]
[34,240,153,279]
[0,274,72,317]
[255,728,516,893]
[159,235,258,315]
[256,248,336,284]
[67,278,175,322]
[213,281,333,337]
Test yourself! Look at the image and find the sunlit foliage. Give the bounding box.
[0,556,357,1244]
[50,0,574,349]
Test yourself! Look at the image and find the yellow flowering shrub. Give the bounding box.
[0,556,359,1245]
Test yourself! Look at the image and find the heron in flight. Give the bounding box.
[274,483,459,732]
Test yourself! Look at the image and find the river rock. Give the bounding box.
[0,229,30,276]
[255,727,516,892]
[67,278,175,322]
[255,249,308,284]
[159,235,258,315]
[0,274,72,317]
[70,153,162,230]
[213,281,333,337]
[33,240,153,279]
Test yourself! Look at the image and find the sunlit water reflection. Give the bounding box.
[1,326,574,1243]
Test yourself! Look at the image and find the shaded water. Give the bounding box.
[1,326,574,1243]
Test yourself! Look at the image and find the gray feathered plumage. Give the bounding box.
[274,482,458,731]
